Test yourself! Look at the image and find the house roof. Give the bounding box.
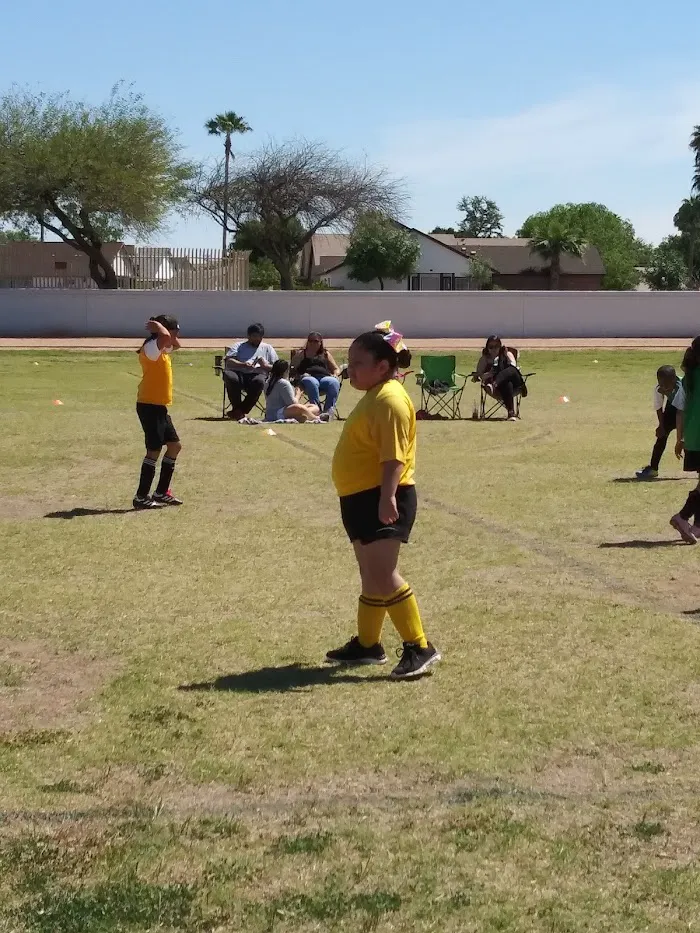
[429,235,606,276]
[309,226,471,277]
[0,241,126,277]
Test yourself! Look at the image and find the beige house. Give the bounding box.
[300,227,475,290]
[300,229,606,291]
[430,235,605,290]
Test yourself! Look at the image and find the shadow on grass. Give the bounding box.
[178,663,382,694]
[190,416,227,422]
[682,609,700,616]
[599,540,684,549]
[611,477,689,484]
[45,507,134,519]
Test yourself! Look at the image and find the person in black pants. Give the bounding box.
[475,336,526,421]
[223,323,278,419]
[636,365,683,480]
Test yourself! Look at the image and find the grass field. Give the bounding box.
[2,348,700,932]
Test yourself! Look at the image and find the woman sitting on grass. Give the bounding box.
[473,334,527,421]
[264,360,324,423]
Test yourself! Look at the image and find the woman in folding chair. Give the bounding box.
[291,332,342,415]
[474,335,527,421]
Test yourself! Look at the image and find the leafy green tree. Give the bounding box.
[0,225,37,242]
[528,222,585,290]
[192,140,405,289]
[345,213,420,289]
[691,125,700,192]
[457,195,504,237]
[518,203,641,290]
[469,255,494,288]
[645,239,689,290]
[249,258,281,290]
[673,196,700,284]
[429,225,458,235]
[205,111,252,253]
[0,85,194,288]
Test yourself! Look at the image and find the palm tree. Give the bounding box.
[205,111,252,253]
[674,196,700,285]
[528,223,586,289]
[691,125,700,191]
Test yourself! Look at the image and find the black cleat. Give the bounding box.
[132,496,164,510]
[325,636,387,666]
[391,642,441,679]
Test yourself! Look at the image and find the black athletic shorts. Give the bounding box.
[339,485,417,545]
[136,403,179,451]
[684,449,700,473]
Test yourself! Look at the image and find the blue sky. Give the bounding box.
[2,0,698,246]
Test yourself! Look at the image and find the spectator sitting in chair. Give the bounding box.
[264,360,326,423]
[473,334,527,422]
[291,332,342,414]
[224,323,278,419]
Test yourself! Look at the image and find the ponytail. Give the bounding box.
[353,330,412,374]
[266,359,289,396]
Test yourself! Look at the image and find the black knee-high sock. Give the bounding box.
[679,489,700,521]
[136,457,157,498]
[155,456,176,496]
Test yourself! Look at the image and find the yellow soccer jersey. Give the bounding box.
[332,378,416,497]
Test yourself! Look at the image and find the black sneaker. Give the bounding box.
[325,636,387,666]
[391,642,441,679]
[132,496,163,510]
[152,492,183,506]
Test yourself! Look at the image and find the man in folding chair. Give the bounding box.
[473,336,533,421]
[222,323,278,420]
[416,355,468,419]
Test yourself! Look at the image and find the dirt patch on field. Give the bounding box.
[0,639,118,733]
[0,495,49,521]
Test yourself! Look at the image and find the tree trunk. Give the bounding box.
[222,135,231,255]
[378,277,385,290]
[549,255,561,290]
[277,262,295,290]
[88,249,119,289]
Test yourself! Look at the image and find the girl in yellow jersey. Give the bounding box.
[134,315,183,510]
[326,323,441,679]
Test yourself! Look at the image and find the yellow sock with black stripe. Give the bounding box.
[357,594,387,648]
[385,584,428,648]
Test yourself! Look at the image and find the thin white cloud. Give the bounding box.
[379,82,699,241]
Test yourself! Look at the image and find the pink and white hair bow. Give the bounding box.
[375,320,407,353]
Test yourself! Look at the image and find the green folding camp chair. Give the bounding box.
[416,355,468,419]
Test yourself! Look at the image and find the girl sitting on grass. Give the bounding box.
[325,322,441,679]
[264,360,324,423]
[671,337,700,542]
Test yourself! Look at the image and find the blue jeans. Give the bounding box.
[301,375,340,412]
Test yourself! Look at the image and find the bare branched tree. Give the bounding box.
[191,140,407,289]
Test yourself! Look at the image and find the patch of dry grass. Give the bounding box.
[1,348,700,931]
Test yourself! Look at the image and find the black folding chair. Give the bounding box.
[214,350,266,420]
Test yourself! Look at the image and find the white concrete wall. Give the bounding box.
[0,289,698,339]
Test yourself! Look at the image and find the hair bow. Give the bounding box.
[375,320,407,353]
